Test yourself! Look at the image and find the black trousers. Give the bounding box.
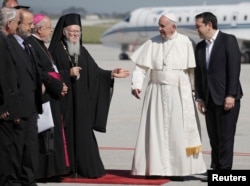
[0,113,38,186]
[21,113,39,186]
[205,95,240,170]
[0,120,24,186]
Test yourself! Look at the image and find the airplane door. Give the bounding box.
[136,9,150,37]
[231,12,238,27]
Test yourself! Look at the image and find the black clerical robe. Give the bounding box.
[49,41,114,178]
[27,35,70,178]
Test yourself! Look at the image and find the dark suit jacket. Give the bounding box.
[195,31,243,106]
[7,35,43,118]
[0,33,23,120]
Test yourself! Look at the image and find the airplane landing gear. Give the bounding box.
[241,51,250,64]
[119,53,130,60]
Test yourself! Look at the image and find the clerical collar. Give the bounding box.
[32,34,42,41]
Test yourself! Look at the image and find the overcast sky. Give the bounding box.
[18,0,247,14]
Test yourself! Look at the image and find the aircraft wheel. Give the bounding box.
[119,53,129,60]
[241,52,250,64]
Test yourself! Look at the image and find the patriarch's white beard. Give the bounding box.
[66,40,80,56]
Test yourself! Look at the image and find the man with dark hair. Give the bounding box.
[2,0,18,7]
[2,0,29,9]
[195,12,243,172]
[49,13,130,178]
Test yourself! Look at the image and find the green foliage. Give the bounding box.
[81,20,119,44]
[82,25,108,44]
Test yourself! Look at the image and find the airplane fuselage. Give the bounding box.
[101,2,250,62]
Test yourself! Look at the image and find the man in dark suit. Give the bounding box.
[0,7,24,186]
[2,0,18,7]
[2,0,30,9]
[194,12,243,171]
[6,8,43,186]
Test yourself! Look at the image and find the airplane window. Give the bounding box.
[123,14,131,22]
[244,15,248,21]
[186,17,190,22]
[223,16,226,21]
[179,17,182,22]
[155,10,164,14]
[233,16,236,20]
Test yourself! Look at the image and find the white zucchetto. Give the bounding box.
[163,13,177,23]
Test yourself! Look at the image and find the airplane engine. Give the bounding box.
[119,44,130,60]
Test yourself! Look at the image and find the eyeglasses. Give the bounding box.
[21,22,34,26]
[42,26,53,30]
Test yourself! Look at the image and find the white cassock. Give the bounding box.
[131,32,206,176]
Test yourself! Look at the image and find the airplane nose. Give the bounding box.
[100,29,109,44]
[100,27,119,47]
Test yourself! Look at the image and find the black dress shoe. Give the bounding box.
[166,176,184,181]
[145,175,164,179]
[200,176,208,182]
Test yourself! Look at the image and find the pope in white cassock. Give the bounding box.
[130,13,206,178]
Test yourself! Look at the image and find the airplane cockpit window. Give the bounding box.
[123,14,131,22]
[154,10,164,15]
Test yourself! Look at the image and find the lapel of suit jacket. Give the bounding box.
[200,40,207,70]
[8,35,35,79]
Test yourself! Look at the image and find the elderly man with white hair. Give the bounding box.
[0,7,22,186]
[130,13,206,180]
[27,13,69,179]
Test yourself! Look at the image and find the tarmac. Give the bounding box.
[38,44,250,186]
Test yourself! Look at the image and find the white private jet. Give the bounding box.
[100,2,250,63]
